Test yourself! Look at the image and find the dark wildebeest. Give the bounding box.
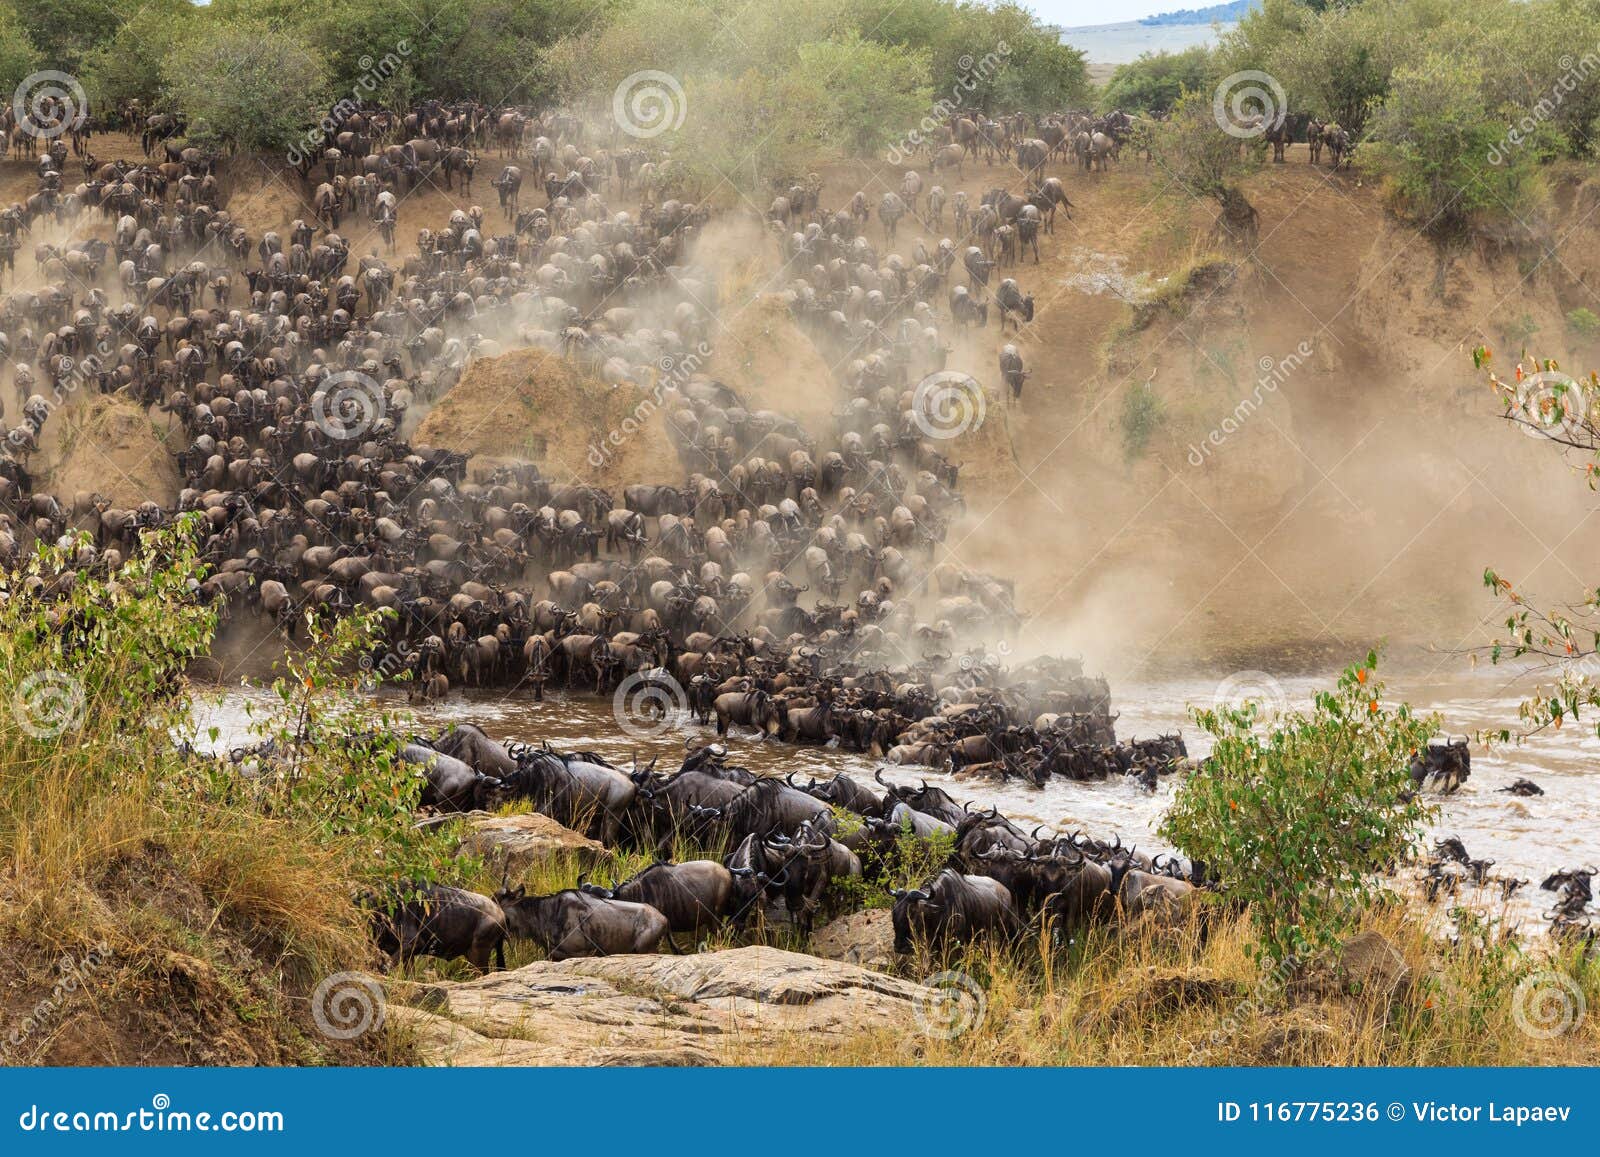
[892,868,1020,953]
[495,885,675,960]
[581,860,738,936]
[371,884,507,972]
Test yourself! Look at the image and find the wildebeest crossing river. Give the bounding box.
[192,661,1600,934]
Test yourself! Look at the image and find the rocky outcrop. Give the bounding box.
[811,910,896,971]
[391,945,936,1066]
[439,811,605,875]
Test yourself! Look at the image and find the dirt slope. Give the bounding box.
[413,348,681,491]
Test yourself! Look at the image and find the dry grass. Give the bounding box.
[408,811,1600,1066]
[755,905,1600,1067]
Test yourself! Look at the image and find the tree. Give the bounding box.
[1101,46,1217,115]
[78,0,196,118]
[0,1,43,101]
[1472,348,1600,739]
[1161,655,1437,965]
[797,33,931,159]
[1364,53,1549,244]
[162,21,330,153]
[1152,89,1263,246]
[10,0,133,73]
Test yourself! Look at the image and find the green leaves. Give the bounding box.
[1162,656,1437,966]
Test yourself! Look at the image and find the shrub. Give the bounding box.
[1160,654,1438,965]
[1567,308,1600,338]
[1119,379,1165,461]
[162,19,330,152]
[1101,45,1215,116]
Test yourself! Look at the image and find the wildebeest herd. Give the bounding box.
[361,723,1210,968]
[0,94,1200,796]
[0,94,1579,971]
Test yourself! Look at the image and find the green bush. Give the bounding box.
[1364,53,1550,242]
[1101,45,1215,115]
[162,19,330,152]
[1119,379,1165,461]
[1567,308,1600,338]
[1160,655,1438,965]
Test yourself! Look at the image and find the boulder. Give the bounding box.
[1337,930,1411,998]
[811,909,896,971]
[448,811,605,875]
[394,945,944,1066]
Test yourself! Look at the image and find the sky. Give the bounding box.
[1025,0,1201,26]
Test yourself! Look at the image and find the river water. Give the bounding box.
[192,662,1598,930]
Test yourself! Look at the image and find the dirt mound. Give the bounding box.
[38,395,181,512]
[706,294,838,419]
[413,348,681,490]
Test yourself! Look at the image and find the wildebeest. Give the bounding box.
[495,884,676,960]
[581,860,738,936]
[892,868,1020,953]
[371,884,507,972]
[1410,736,1469,793]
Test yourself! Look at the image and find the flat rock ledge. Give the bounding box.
[418,810,606,874]
[390,945,932,1066]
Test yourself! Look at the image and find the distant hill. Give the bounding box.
[1140,0,1256,25]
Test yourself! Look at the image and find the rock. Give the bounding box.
[811,910,896,971]
[443,811,604,875]
[1337,931,1411,998]
[399,945,943,1066]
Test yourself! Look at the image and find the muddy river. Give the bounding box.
[192,663,1599,930]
